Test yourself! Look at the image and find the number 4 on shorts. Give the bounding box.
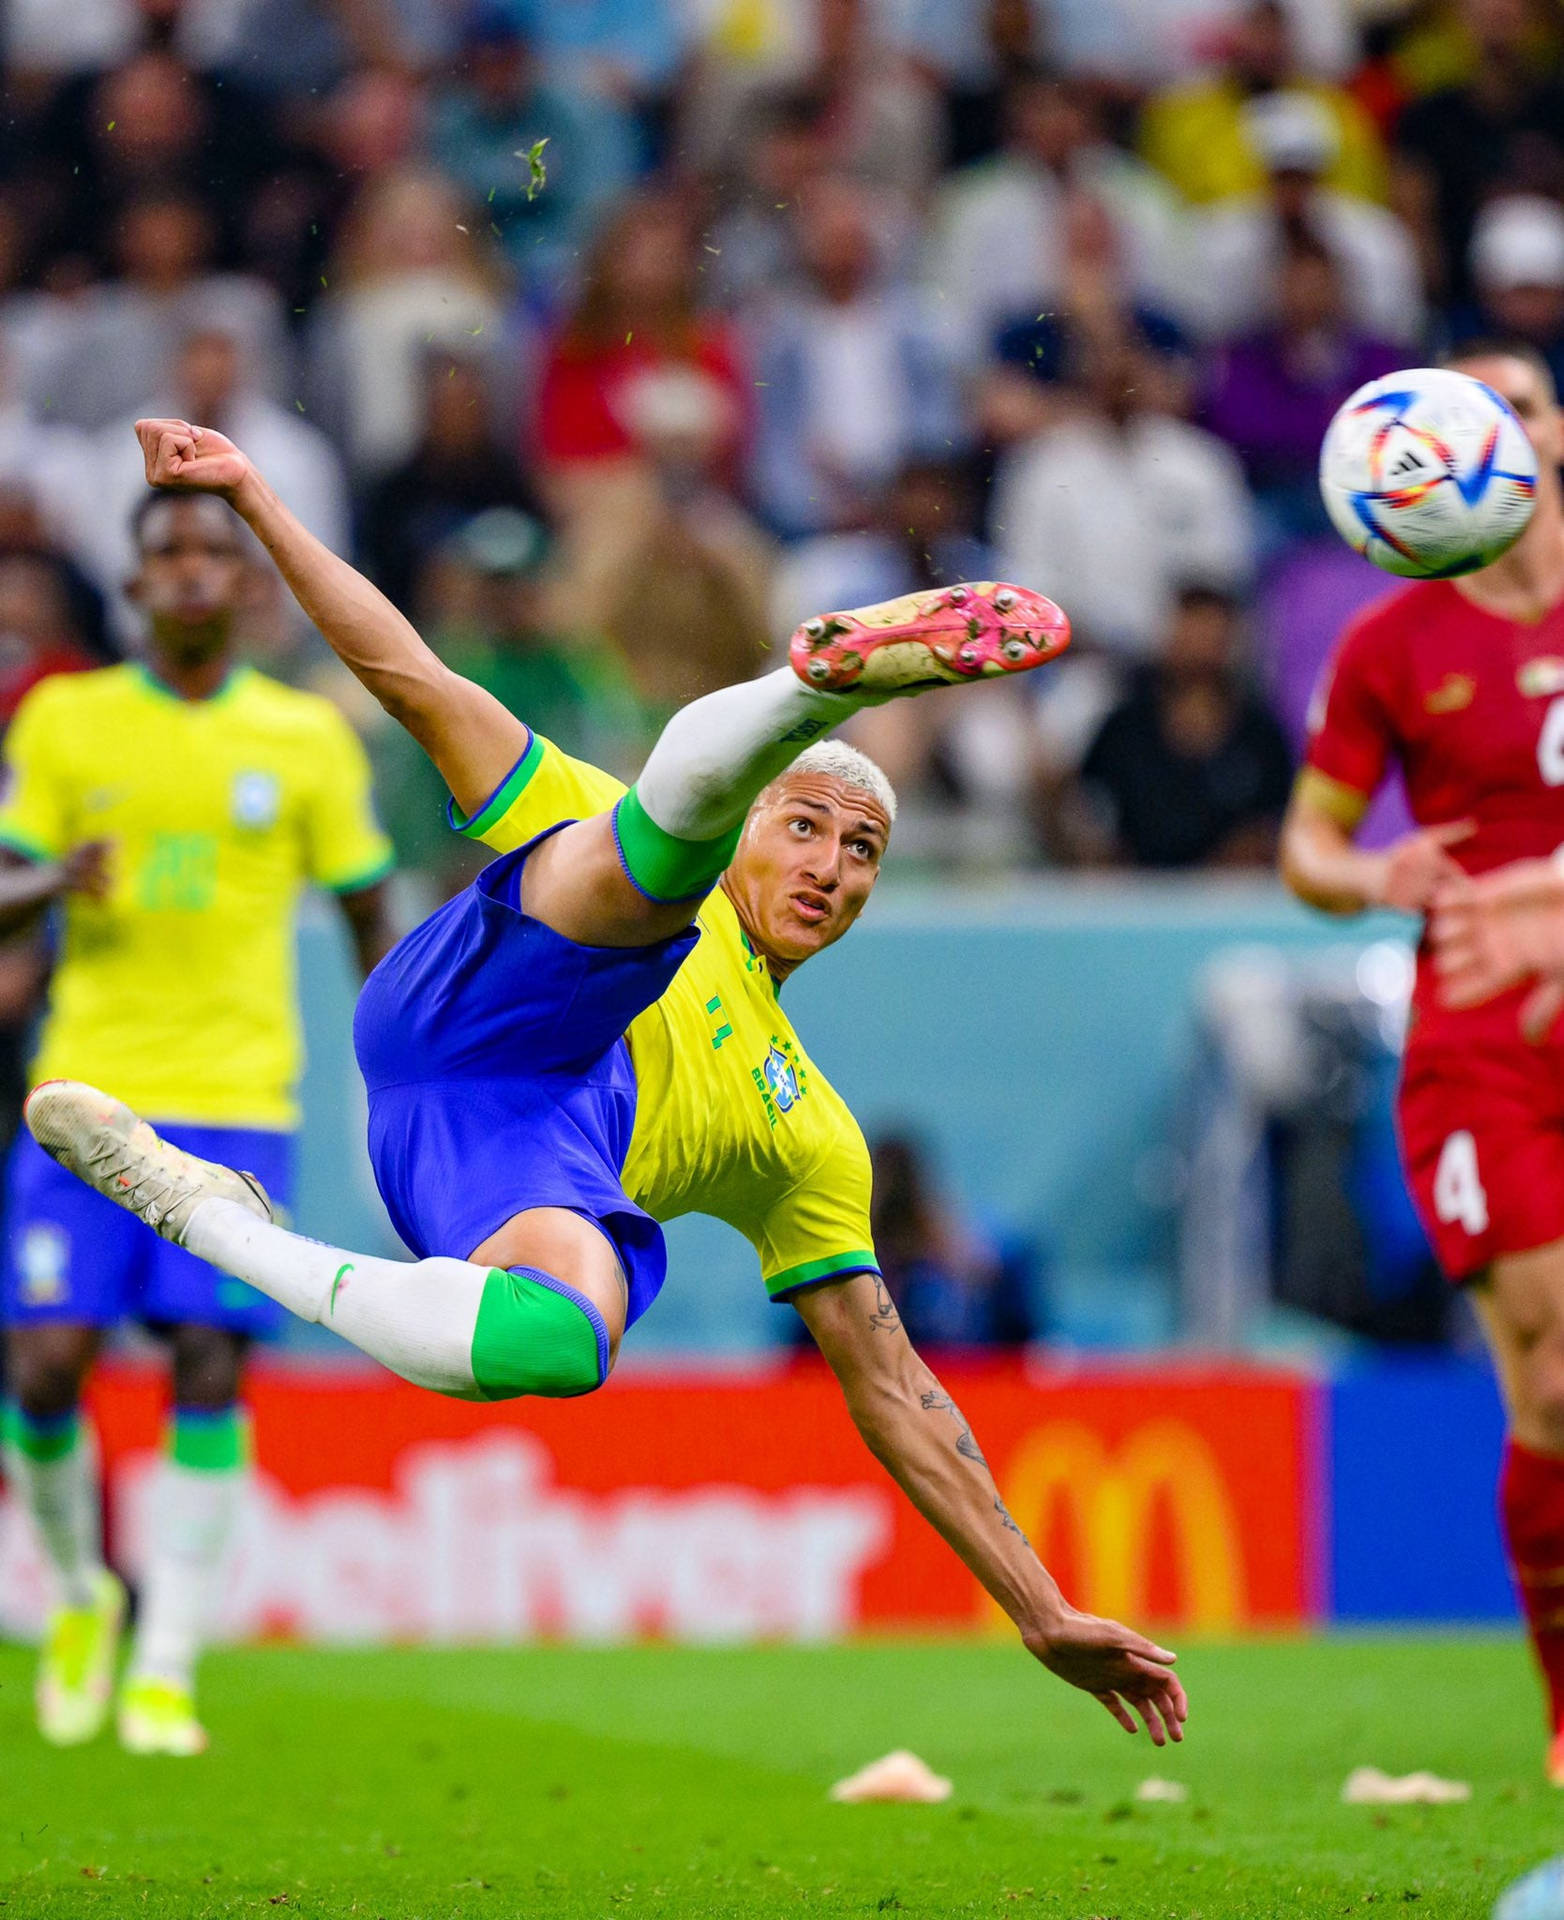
[1434,1129,1489,1235]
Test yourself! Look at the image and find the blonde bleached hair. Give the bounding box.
[780,740,898,822]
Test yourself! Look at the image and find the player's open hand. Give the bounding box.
[1375,820,1475,914]
[1025,1606,1187,1745]
[1432,858,1564,1040]
[135,418,251,499]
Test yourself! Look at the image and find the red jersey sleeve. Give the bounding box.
[1304,604,1404,804]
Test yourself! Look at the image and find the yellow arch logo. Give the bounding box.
[989,1419,1246,1630]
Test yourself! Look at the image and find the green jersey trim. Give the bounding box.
[449,733,546,840]
[0,823,55,864]
[765,1251,880,1301]
[322,850,395,894]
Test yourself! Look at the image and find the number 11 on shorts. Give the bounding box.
[1434,1129,1490,1235]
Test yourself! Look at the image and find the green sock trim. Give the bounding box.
[1,1401,80,1464]
[613,788,742,905]
[471,1268,608,1401]
[169,1406,246,1473]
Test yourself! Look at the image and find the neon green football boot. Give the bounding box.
[35,1568,126,1746]
[117,1675,208,1757]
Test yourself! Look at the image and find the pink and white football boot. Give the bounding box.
[788,581,1070,697]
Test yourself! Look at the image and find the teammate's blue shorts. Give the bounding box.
[353,830,697,1329]
[1,1122,294,1336]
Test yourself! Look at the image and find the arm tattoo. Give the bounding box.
[867,1273,902,1333]
[919,1388,989,1466]
[994,1498,1026,1538]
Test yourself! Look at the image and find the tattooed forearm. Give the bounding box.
[994,1498,1025,1538]
[867,1273,902,1333]
[919,1388,989,1466]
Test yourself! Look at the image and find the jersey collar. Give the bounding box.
[135,661,249,706]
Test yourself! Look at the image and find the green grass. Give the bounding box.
[0,1636,1558,1917]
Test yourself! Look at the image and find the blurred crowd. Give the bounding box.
[0,0,1560,884]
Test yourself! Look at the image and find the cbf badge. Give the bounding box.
[764,1043,801,1114]
[232,770,280,830]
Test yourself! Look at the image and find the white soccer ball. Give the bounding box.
[1319,366,1539,579]
[1495,1857,1564,1920]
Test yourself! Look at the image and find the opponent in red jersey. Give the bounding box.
[1281,340,1564,1782]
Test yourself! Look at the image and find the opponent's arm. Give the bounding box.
[335,879,395,979]
[0,842,111,937]
[1280,770,1471,916]
[793,1272,1187,1744]
[134,418,526,818]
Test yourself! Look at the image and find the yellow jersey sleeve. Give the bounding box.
[0,677,74,862]
[449,732,626,855]
[751,1113,881,1302]
[302,703,395,891]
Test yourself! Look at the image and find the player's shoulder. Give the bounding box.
[231,669,360,740]
[9,662,135,731]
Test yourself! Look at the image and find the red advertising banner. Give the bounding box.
[0,1358,1320,1642]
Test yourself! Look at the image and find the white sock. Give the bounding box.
[183,1200,489,1397]
[130,1456,242,1688]
[4,1418,104,1610]
[633,669,859,840]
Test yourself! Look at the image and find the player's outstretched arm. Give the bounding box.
[794,1273,1187,1744]
[1280,773,1472,916]
[0,842,111,936]
[134,418,526,818]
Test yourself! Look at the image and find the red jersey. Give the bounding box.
[1306,576,1564,1048]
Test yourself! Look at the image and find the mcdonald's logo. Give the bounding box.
[988,1419,1247,1629]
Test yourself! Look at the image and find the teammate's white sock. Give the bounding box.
[633,669,859,843]
[130,1438,243,1688]
[1,1409,104,1610]
[182,1200,490,1396]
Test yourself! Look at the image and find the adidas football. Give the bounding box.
[1319,366,1538,579]
[1494,1856,1564,1920]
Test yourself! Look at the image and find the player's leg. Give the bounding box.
[117,1322,248,1757]
[524,584,1069,949]
[25,1086,619,1403]
[1,1130,134,1745]
[1470,1242,1564,1781]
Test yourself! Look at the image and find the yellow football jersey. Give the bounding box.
[453,734,879,1299]
[0,664,392,1128]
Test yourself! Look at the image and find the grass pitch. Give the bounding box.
[0,1636,1556,1918]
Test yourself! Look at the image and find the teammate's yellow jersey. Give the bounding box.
[0,664,392,1128]
[453,735,879,1300]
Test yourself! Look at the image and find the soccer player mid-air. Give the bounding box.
[1281,338,1564,1781]
[26,418,1188,1746]
[0,491,394,1754]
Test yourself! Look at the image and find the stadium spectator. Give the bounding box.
[993,326,1254,661]
[0,487,113,666]
[681,0,942,201]
[430,4,636,291]
[1201,236,1402,547]
[1188,90,1424,345]
[1140,0,1387,207]
[748,175,961,539]
[360,352,545,616]
[26,190,288,434]
[0,554,97,725]
[84,326,348,637]
[1061,584,1293,868]
[1393,0,1564,305]
[867,1134,1041,1351]
[307,167,508,479]
[925,63,1190,364]
[511,0,689,111]
[1461,194,1564,394]
[702,90,838,310]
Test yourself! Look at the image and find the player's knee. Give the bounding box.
[8,1335,92,1420]
[469,1265,614,1401]
[168,1324,247,1409]
[1524,1342,1564,1452]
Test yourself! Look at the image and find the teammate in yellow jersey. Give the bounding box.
[0,491,393,1755]
[30,416,1187,1746]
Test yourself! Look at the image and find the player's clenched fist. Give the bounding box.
[1371,819,1475,913]
[135,418,251,499]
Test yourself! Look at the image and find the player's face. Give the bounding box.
[1455,354,1564,472]
[726,773,891,975]
[129,496,247,660]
